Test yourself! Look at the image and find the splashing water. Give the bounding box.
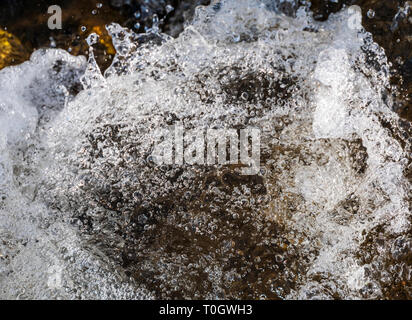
[0,0,411,299]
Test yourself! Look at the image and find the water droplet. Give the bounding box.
[166,5,174,14]
[86,33,99,46]
[49,37,56,48]
[141,5,149,14]
[152,14,160,33]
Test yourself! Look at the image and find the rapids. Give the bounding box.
[0,0,411,299]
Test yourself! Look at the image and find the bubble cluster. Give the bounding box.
[0,0,410,299]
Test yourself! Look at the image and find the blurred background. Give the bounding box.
[0,0,411,121]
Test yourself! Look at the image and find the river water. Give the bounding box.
[0,0,411,299]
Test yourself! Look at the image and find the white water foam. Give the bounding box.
[0,0,410,299]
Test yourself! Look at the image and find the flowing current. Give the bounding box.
[0,0,411,299]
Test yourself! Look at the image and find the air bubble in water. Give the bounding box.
[86,33,99,46]
[233,33,240,42]
[141,5,149,15]
[49,37,56,48]
[152,14,160,33]
[0,0,410,300]
[166,5,174,13]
